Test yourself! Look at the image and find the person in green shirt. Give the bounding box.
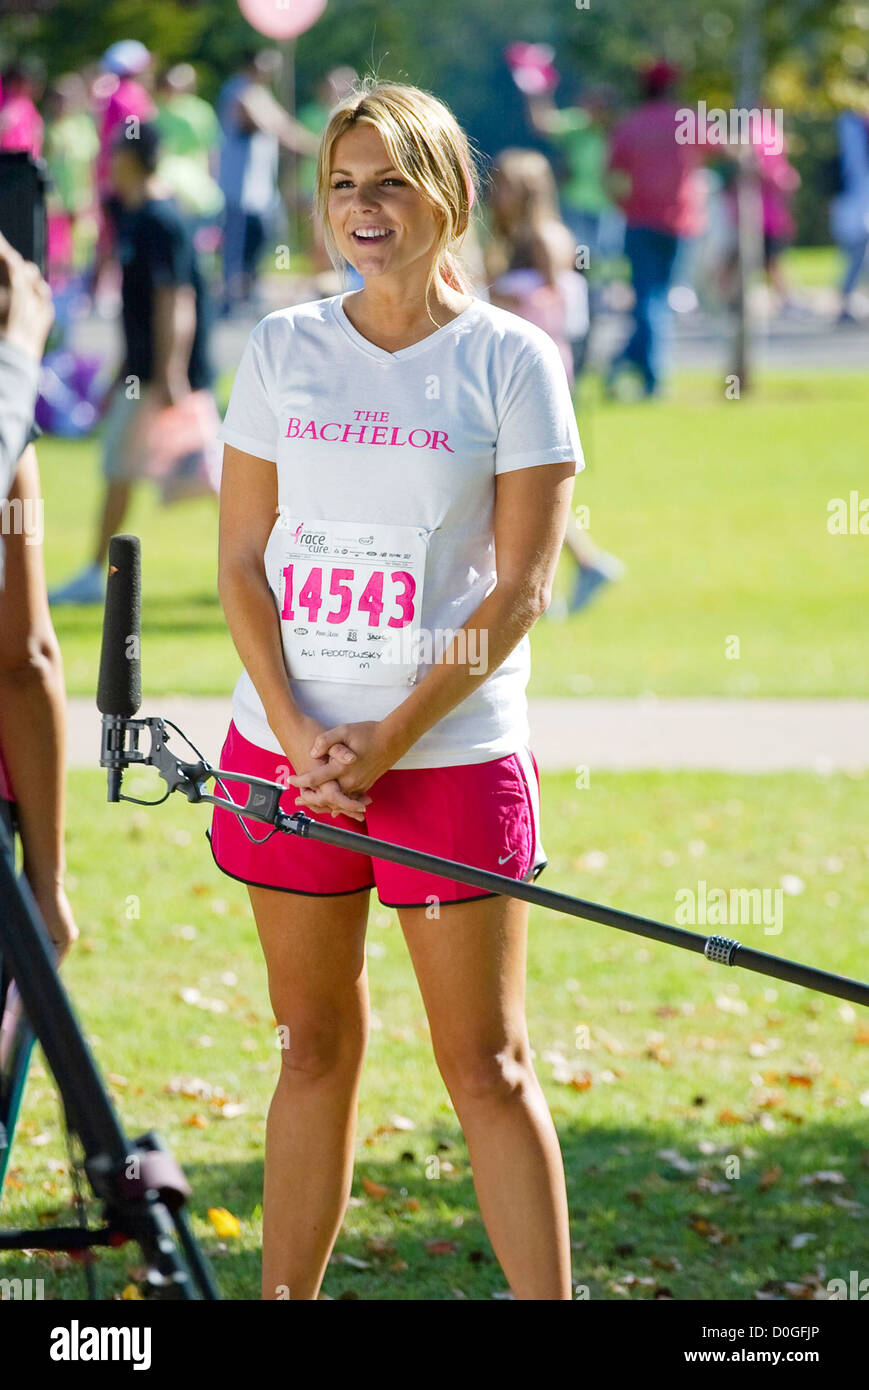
[44,74,99,279]
[296,66,362,287]
[525,84,624,269]
[154,64,223,224]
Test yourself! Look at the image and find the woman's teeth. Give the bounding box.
[352,229,393,242]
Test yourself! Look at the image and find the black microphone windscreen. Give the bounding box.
[96,535,142,717]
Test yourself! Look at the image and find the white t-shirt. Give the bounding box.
[217,291,584,770]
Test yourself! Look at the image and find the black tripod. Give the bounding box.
[0,810,219,1298]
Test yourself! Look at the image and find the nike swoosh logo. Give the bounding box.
[498,850,517,865]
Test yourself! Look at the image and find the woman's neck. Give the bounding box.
[344,278,473,336]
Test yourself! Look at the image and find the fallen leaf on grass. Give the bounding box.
[758,1165,782,1191]
[696,1177,731,1194]
[797,1170,846,1187]
[362,1177,390,1200]
[208,1208,241,1238]
[783,1281,819,1299]
[331,1253,371,1269]
[688,1214,734,1245]
[789,1233,816,1250]
[364,1238,396,1258]
[787,1074,814,1088]
[657,1148,698,1175]
[425,1240,458,1256]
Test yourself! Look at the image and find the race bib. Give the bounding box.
[274,516,429,685]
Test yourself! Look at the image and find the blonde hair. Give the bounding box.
[313,76,482,328]
[490,148,562,238]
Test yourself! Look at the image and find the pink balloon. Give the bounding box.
[238,0,327,40]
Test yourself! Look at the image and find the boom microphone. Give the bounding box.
[97,535,142,801]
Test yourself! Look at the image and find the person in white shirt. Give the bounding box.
[211,77,583,1301]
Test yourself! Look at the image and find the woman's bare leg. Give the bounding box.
[249,883,371,1300]
[398,893,571,1299]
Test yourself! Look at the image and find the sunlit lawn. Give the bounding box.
[37,367,869,700]
[1,767,867,1299]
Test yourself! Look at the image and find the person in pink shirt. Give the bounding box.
[92,41,155,291]
[0,65,44,158]
[605,61,707,396]
[719,117,801,312]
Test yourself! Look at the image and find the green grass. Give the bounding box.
[781,246,842,291]
[1,768,867,1300]
[38,368,869,699]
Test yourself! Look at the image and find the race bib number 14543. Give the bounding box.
[275,516,429,685]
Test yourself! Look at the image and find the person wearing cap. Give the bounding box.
[605,61,708,398]
[91,41,156,294]
[49,122,215,605]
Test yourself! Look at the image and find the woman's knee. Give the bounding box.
[436,1039,533,1105]
[274,1002,367,1083]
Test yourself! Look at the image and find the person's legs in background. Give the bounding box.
[242,211,269,309]
[608,225,680,397]
[48,387,145,605]
[839,234,869,320]
[644,230,681,393]
[220,201,247,315]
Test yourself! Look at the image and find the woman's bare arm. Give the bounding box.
[378,458,576,760]
[216,443,367,816]
[0,444,77,955]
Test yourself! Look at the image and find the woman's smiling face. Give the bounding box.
[328,123,442,278]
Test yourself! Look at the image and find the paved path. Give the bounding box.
[74,271,869,377]
[67,696,869,773]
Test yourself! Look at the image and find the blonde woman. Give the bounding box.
[208,78,583,1300]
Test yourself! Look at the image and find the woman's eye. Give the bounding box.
[330,178,406,190]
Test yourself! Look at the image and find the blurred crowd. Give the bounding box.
[0,39,867,611]
[1,43,866,386]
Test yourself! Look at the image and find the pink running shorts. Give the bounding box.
[207,719,547,908]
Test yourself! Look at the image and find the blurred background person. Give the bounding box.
[91,41,156,303]
[605,60,707,399]
[296,66,362,293]
[718,110,801,315]
[0,62,45,157]
[49,122,217,605]
[154,63,224,251]
[829,94,869,323]
[524,79,625,350]
[485,149,622,613]
[43,74,99,287]
[216,48,319,317]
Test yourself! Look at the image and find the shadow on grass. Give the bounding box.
[5,1118,867,1302]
